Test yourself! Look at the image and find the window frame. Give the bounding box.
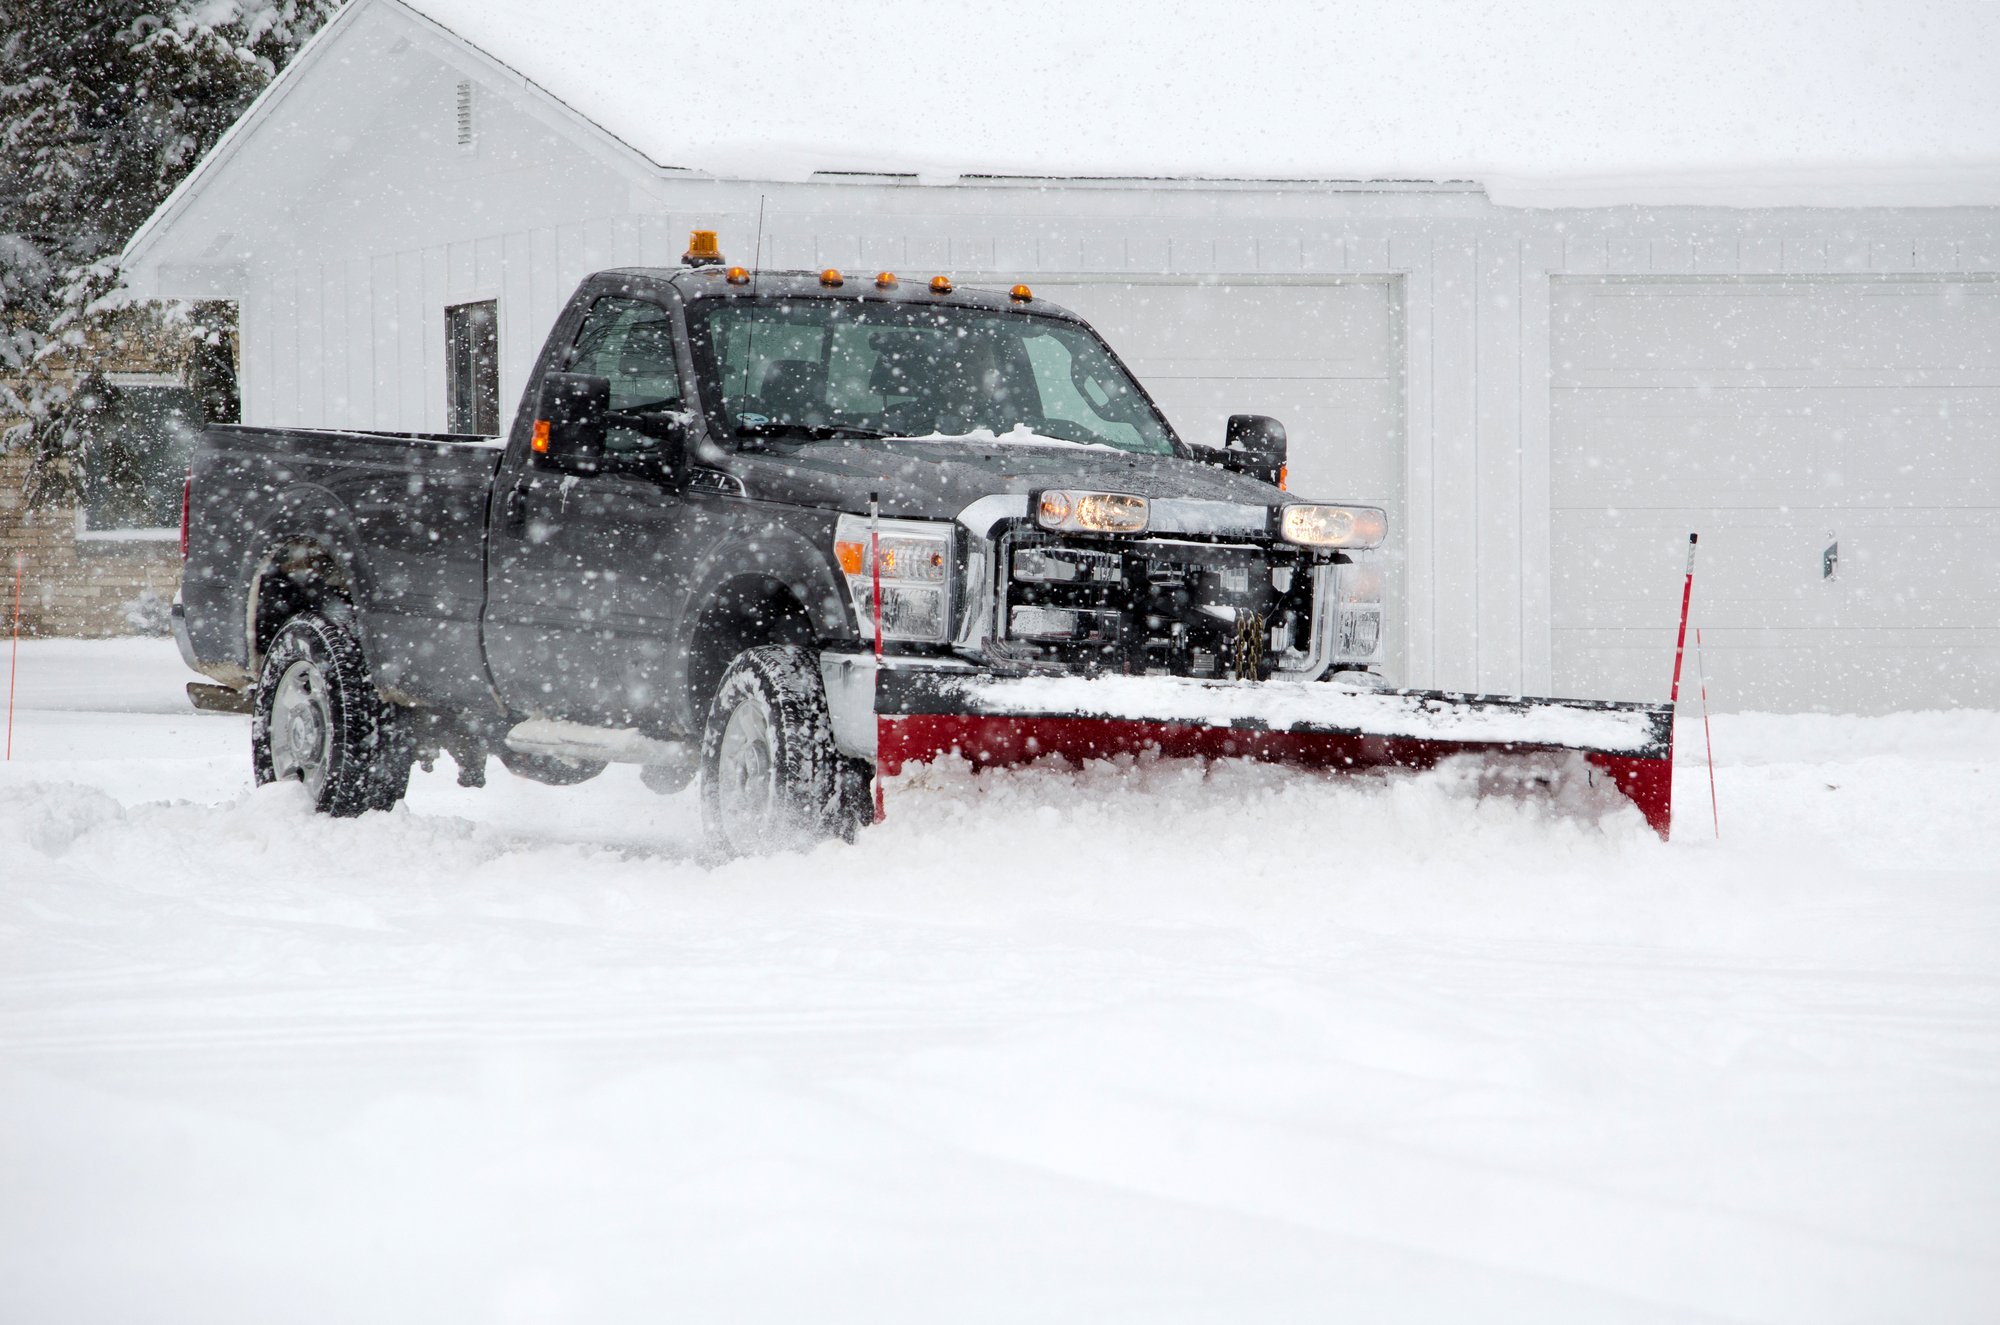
[445,296,502,436]
[72,372,200,543]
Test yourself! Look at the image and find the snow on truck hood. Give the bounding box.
[904,426,1120,454]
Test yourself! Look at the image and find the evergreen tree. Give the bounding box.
[0,0,340,504]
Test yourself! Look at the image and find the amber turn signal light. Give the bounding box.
[531,419,550,454]
[929,275,953,294]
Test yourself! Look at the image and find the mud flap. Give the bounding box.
[874,672,1674,838]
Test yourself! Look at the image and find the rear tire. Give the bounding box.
[699,645,848,857]
[253,611,412,816]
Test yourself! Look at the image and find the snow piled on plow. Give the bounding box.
[952,672,1664,750]
[3,640,1999,1323]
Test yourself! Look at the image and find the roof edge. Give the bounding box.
[120,0,369,281]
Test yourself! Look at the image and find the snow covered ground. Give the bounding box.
[3,638,1997,1323]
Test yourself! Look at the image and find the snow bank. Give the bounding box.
[3,640,1998,1321]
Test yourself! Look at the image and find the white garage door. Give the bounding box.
[1552,277,2000,713]
[1028,278,1405,675]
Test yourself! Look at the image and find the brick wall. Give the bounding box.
[0,448,185,638]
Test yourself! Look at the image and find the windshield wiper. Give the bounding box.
[733,421,896,443]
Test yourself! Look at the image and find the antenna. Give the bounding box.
[751,194,767,294]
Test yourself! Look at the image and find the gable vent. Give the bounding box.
[454,79,476,149]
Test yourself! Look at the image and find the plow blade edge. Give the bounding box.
[875,672,1674,837]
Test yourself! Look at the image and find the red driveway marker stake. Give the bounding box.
[1657,533,1699,840]
[1669,533,1697,706]
[7,552,21,761]
[1696,626,1719,838]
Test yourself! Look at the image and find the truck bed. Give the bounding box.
[179,425,507,708]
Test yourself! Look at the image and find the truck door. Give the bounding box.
[484,293,702,726]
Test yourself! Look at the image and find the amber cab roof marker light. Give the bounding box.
[820,268,844,288]
[1010,283,1033,302]
[684,229,724,267]
[875,272,899,289]
[929,275,953,294]
[725,266,751,285]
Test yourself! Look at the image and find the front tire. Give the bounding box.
[253,611,412,816]
[699,645,848,857]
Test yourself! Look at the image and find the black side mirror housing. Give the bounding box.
[533,372,610,475]
[1217,414,1287,488]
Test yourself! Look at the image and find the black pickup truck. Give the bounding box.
[175,240,1389,854]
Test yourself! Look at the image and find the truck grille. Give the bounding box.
[996,532,1320,679]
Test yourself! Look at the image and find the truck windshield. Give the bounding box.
[686,297,1177,454]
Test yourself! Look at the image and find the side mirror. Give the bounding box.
[532,372,610,475]
[1220,414,1287,488]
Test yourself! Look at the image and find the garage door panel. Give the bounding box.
[1552,276,1998,712]
[1557,629,2000,713]
[1055,283,1395,376]
[1554,280,2000,380]
[1554,388,2000,509]
[1554,511,1838,630]
[1554,393,1839,506]
[1838,512,2000,628]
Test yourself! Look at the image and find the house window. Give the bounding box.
[76,374,204,540]
[446,300,499,434]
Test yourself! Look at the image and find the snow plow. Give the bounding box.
[874,673,1676,836]
[866,535,1699,841]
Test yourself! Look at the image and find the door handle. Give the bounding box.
[1822,535,1838,581]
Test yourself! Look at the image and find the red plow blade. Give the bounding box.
[875,673,1675,837]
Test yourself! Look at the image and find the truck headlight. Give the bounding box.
[1037,490,1149,534]
[1281,504,1387,549]
[833,514,953,643]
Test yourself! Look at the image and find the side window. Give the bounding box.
[446,300,499,434]
[1021,330,1145,450]
[568,296,682,454]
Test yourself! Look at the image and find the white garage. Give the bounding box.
[115,0,2000,713]
[1552,277,2000,712]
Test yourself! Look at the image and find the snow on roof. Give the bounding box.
[402,0,2000,207]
